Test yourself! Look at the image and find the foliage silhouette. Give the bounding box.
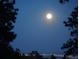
[59,0,69,4]
[50,54,56,59]
[61,7,78,56]
[0,0,20,59]
[59,0,78,56]
[28,51,43,59]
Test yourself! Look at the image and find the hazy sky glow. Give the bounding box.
[12,0,77,54]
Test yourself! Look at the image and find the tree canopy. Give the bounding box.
[61,6,78,56]
[0,0,19,59]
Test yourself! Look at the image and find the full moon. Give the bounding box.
[46,13,53,20]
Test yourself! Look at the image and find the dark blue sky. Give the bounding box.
[12,0,77,54]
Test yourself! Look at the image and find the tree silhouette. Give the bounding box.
[61,7,78,56]
[0,0,19,59]
[14,48,22,59]
[50,54,56,59]
[21,53,28,59]
[28,51,43,59]
[59,0,78,56]
[59,0,69,4]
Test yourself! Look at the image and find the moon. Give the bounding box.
[46,13,53,20]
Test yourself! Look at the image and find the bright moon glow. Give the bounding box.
[46,13,53,20]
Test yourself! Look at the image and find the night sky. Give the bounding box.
[12,0,77,54]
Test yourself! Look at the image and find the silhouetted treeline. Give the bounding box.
[61,6,78,57]
[20,51,56,59]
[0,0,21,59]
[20,51,77,59]
[59,0,78,58]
